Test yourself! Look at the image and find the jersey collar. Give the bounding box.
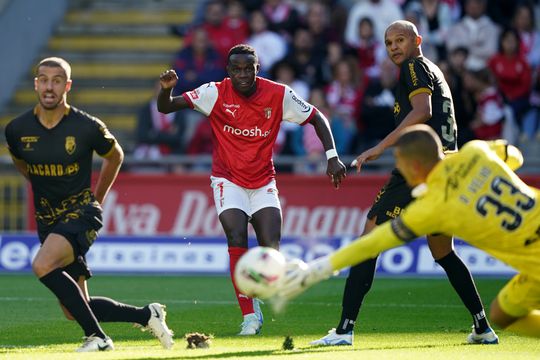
[34,104,71,117]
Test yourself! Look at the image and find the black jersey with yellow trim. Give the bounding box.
[4,106,116,225]
[394,56,457,152]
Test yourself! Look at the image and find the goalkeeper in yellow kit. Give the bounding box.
[278,124,540,338]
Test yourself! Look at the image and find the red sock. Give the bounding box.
[228,246,254,316]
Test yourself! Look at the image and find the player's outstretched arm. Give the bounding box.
[157,69,190,114]
[351,92,431,173]
[273,221,407,312]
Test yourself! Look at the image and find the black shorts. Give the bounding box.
[37,204,103,279]
[367,169,414,225]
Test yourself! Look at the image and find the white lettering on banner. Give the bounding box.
[416,245,516,275]
[102,191,160,234]
[380,247,414,273]
[101,188,369,236]
[86,243,228,272]
[283,206,367,237]
[0,242,40,270]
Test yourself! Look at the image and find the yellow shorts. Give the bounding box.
[497,273,540,317]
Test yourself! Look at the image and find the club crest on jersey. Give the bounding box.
[65,136,76,155]
[21,136,39,151]
[394,102,400,115]
[264,107,272,119]
[189,89,200,100]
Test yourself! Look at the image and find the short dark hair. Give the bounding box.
[36,57,71,79]
[227,44,258,64]
[395,125,443,164]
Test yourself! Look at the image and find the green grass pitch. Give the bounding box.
[0,274,538,359]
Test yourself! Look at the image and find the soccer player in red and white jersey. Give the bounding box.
[158,44,347,335]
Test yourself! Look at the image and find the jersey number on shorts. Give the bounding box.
[475,176,535,231]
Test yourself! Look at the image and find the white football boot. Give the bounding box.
[76,335,114,352]
[310,328,353,346]
[467,327,499,344]
[238,299,264,335]
[138,303,175,349]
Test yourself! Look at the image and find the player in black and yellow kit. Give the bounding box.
[278,124,540,339]
[310,21,497,346]
[4,58,173,352]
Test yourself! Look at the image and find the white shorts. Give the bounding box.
[210,176,281,217]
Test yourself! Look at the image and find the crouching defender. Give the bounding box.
[276,125,540,340]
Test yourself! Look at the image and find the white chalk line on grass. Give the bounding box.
[0,296,463,308]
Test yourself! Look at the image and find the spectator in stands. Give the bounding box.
[325,57,363,155]
[172,27,226,95]
[350,17,386,79]
[405,0,454,62]
[463,68,505,140]
[247,10,288,76]
[262,0,301,39]
[301,88,330,173]
[303,1,342,59]
[446,0,500,70]
[284,27,326,88]
[270,60,310,158]
[344,0,403,45]
[185,118,214,172]
[226,1,250,39]
[183,0,248,61]
[134,82,186,160]
[521,68,540,143]
[360,59,397,150]
[321,40,346,84]
[488,28,532,136]
[441,47,476,146]
[512,2,540,69]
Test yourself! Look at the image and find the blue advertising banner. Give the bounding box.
[0,234,516,276]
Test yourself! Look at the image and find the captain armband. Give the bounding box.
[390,217,417,242]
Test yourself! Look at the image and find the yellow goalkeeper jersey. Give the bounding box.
[330,140,540,278]
[396,140,540,279]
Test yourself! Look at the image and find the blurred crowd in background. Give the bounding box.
[133,0,540,172]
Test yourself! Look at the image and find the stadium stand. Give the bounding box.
[0,0,197,153]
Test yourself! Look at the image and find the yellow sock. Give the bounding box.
[505,310,540,338]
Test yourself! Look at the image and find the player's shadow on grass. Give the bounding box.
[126,342,462,360]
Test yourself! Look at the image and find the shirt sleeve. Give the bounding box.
[282,85,316,125]
[398,194,442,238]
[329,222,404,270]
[89,116,116,156]
[4,122,21,159]
[401,59,433,100]
[182,82,219,116]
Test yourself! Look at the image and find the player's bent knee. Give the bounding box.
[31,259,52,278]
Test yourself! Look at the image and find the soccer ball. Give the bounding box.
[234,246,286,299]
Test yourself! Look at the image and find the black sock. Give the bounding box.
[436,251,489,333]
[39,268,106,338]
[89,296,151,326]
[336,257,378,334]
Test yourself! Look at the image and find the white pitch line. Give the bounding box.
[0,296,463,308]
